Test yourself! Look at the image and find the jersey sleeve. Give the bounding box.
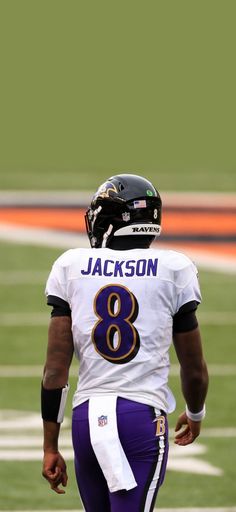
[175,259,201,314]
[45,256,69,304]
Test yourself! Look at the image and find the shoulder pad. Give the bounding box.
[54,248,83,267]
[158,250,198,289]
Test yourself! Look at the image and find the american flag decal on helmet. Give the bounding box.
[133,200,147,208]
[98,415,108,427]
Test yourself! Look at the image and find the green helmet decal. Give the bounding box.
[146,189,154,196]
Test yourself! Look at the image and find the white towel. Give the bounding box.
[88,395,137,493]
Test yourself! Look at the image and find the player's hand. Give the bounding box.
[42,451,68,494]
[174,411,201,446]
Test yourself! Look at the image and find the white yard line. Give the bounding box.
[196,428,236,438]
[0,442,224,475]
[0,410,231,475]
[0,223,88,249]
[1,223,236,274]
[172,363,236,377]
[0,364,235,378]
[0,313,49,326]
[0,365,73,377]
[0,270,48,284]
[0,189,236,207]
[199,312,236,324]
[1,311,236,327]
[175,249,236,275]
[1,428,236,446]
[0,190,92,206]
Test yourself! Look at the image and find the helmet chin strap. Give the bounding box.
[102,224,113,248]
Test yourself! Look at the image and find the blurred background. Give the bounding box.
[0,0,235,510]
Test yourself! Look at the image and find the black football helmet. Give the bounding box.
[85,173,162,248]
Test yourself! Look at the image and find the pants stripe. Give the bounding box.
[143,435,166,512]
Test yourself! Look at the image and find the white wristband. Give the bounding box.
[186,404,206,422]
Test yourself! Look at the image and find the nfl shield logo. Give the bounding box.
[98,415,108,427]
[122,212,130,222]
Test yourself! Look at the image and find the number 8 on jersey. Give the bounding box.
[92,284,140,364]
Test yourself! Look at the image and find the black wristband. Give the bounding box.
[41,383,69,423]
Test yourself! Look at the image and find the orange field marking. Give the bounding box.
[163,212,236,235]
[0,208,236,235]
[0,208,87,231]
[0,207,236,260]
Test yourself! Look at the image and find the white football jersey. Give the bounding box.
[45,247,201,413]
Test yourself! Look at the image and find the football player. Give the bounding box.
[41,174,208,511]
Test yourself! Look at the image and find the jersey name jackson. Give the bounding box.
[81,257,158,277]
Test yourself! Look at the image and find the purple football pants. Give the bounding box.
[72,398,169,512]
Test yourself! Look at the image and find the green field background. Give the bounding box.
[0,1,236,510]
[0,0,236,191]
